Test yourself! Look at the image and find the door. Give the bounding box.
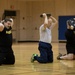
[58,16,75,41]
[3,10,18,42]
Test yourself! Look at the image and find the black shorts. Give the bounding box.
[0,46,15,65]
[66,44,75,54]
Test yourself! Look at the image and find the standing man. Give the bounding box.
[0,18,15,65]
[31,13,58,63]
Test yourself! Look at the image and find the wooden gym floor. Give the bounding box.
[0,42,75,75]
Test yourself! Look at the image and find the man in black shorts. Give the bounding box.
[0,18,15,65]
[57,18,75,60]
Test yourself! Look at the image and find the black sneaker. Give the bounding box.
[31,54,38,63]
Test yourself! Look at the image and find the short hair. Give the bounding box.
[4,18,12,23]
[67,18,75,26]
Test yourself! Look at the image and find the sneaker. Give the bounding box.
[31,54,38,63]
[57,53,62,60]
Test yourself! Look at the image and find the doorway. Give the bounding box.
[2,10,20,42]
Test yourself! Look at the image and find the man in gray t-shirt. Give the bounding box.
[31,13,57,63]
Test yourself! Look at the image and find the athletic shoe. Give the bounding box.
[31,54,38,63]
[57,53,62,60]
[57,53,67,60]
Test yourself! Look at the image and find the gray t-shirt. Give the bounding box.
[39,24,54,44]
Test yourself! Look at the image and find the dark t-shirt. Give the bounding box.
[65,29,75,45]
[65,29,75,54]
[0,27,12,47]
